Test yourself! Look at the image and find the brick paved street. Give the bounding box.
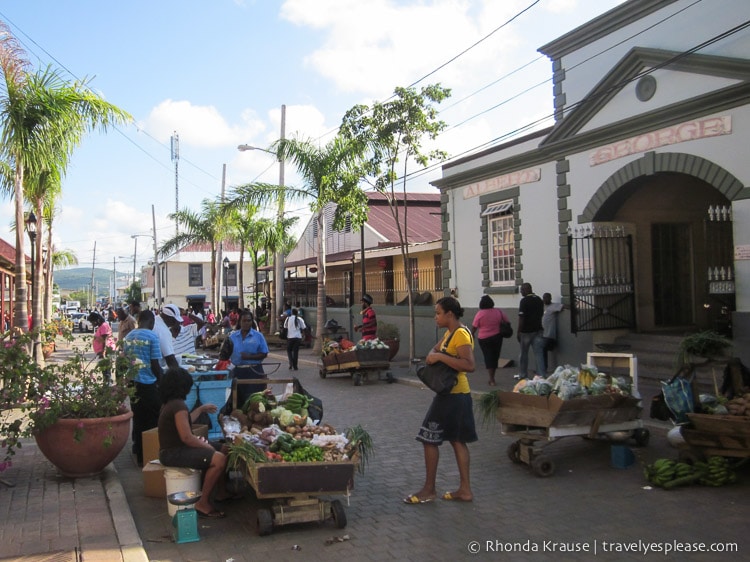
[113,347,748,562]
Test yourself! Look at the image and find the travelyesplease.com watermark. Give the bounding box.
[466,539,739,556]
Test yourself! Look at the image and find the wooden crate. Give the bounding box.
[686,413,750,435]
[496,391,640,429]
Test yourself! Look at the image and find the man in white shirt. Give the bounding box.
[153,304,182,370]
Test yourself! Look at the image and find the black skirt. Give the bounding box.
[416,393,477,446]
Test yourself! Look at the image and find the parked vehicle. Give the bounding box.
[69,312,93,333]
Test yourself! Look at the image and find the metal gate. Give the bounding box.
[704,205,734,335]
[568,225,636,333]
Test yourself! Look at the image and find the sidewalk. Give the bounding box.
[3,343,744,561]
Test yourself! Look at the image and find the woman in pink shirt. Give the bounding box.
[88,312,116,381]
[471,295,509,386]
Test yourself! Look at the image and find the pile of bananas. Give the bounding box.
[283,393,311,417]
[644,456,737,489]
[695,456,738,487]
[577,367,597,389]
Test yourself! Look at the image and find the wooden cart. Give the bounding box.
[318,348,393,386]
[497,352,648,477]
[228,378,359,535]
[679,413,750,461]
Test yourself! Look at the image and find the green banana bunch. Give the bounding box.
[644,458,677,487]
[284,393,310,416]
[696,456,737,487]
[646,456,737,489]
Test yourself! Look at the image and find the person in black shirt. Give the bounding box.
[516,283,546,379]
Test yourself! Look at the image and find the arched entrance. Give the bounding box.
[578,152,740,333]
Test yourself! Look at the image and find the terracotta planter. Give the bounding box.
[34,410,133,478]
[42,342,55,359]
[384,339,400,361]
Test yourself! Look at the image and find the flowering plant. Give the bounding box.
[0,326,138,470]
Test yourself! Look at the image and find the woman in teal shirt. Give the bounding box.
[218,309,269,409]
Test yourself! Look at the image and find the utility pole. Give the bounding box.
[90,241,96,308]
[217,164,226,314]
[171,132,180,238]
[152,205,162,306]
[271,104,286,334]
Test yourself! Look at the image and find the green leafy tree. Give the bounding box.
[124,281,142,305]
[47,246,78,319]
[228,135,367,352]
[340,84,451,361]
[0,22,131,334]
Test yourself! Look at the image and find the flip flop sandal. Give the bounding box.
[442,492,473,502]
[403,494,433,504]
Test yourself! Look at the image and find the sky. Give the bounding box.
[0,0,626,283]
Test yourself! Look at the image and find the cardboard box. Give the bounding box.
[142,460,166,498]
[142,424,209,465]
[141,424,209,498]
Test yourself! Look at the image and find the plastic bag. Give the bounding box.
[661,376,694,424]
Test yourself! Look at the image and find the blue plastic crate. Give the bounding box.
[185,371,231,440]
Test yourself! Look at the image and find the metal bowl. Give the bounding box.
[167,491,202,506]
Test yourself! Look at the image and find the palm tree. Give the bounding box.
[48,247,77,317]
[0,23,131,332]
[161,199,228,312]
[228,135,367,352]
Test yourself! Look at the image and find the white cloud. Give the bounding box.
[139,99,266,148]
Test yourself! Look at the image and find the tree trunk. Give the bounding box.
[313,210,327,355]
[13,163,27,332]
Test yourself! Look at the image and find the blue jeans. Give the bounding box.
[519,330,546,378]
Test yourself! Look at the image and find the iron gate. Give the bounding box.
[568,225,636,333]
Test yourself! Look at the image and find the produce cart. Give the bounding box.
[497,352,649,477]
[226,378,362,536]
[679,413,750,461]
[319,347,393,386]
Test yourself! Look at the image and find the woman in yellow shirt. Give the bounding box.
[404,296,476,504]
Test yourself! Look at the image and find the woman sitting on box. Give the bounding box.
[158,366,235,518]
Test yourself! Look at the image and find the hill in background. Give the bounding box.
[54,267,130,297]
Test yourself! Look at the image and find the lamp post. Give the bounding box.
[238,103,285,334]
[132,233,154,305]
[26,211,37,361]
[223,256,230,310]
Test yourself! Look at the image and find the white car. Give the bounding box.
[69,312,93,333]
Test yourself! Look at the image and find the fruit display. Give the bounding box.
[644,456,738,489]
[221,390,373,470]
[321,337,390,356]
[512,364,631,399]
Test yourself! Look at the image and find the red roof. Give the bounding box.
[364,191,441,244]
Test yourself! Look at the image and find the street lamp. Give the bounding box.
[223,256,230,310]
[237,103,285,332]
[26,211,37,360]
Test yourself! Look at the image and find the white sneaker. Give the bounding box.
[513,374,526,380]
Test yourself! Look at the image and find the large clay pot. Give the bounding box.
[384,339,400,361]
[34,410,133,478]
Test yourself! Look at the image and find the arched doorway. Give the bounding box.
[602,173,731,331]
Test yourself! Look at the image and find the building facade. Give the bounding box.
[433,0,750,365]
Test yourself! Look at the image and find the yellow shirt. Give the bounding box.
[438,327,474,394]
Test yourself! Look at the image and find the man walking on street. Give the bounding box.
[516,283,545,380]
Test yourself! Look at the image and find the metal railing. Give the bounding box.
[283,266,444,308]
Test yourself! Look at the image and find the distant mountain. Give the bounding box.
[54,267,130,296]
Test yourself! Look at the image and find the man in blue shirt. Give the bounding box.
[123,310,163,465]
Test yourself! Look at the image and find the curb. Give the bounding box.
[103,465,149,562]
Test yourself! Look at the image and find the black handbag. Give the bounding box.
[416,328,469,395]
[417,359,459,395]
[500,320,513,338]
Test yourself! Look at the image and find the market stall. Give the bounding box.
[318,339,393,386]
[479,352,649,477]
[221,378,372,536]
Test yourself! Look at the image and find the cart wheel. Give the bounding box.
[330,499,347,529]
[531,456,556,477]
[633,428,650,447]
[257,508,274,536]
[353,373,363,386]
[319,369,327,379]
[507,442,522,464]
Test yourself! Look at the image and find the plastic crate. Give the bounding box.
[185,372,231,440]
